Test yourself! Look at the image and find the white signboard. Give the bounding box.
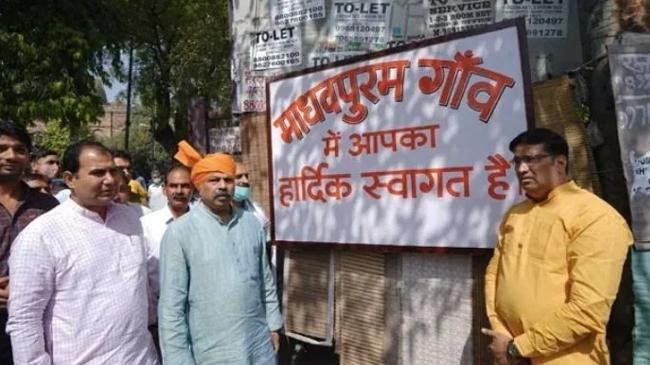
[331,1,392,46]
[267,20,531,248]
[424,0,493,38]
[496,0,568,38]
[251,26,302,70]
[608,43,650,245]
[271,0,326,26]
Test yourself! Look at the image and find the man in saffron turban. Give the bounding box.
[157,141,282,365]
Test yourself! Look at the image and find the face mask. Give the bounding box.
[152,177,162,184]
[233,185,251,202]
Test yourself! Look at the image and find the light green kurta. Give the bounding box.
[158,203,282,365]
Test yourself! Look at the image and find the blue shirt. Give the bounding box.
[158,203,282,365]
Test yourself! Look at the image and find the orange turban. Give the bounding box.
[174,140,236,186]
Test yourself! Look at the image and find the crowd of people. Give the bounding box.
[0,117,636,365]
[0,119,278,364]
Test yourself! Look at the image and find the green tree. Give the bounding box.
[32,119,92,156]
[0,0,229,153]
[0,0,126,130]
[100,104,171,177]
[124,0,231,152]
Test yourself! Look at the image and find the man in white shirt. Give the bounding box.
[7,140,159,365]
[140,165,193,322]
[140,165,193,261]
[147,168,166,211]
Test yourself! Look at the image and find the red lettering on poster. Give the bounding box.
[360,166,472,200]
[278,163,353,207]
[418,50,515,122]
[272,60,410,143]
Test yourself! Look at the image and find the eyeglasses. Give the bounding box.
[511,154,552,166]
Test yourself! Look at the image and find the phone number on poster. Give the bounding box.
[527,28,563,37]
[335,35,383,43]
[253,52,300,62]
[335,25,386,33]
[275,6,324,22]
[526,16,564,25]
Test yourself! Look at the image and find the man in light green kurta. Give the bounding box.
[158,145,282,365]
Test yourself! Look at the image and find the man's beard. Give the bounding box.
[0,170,23,183]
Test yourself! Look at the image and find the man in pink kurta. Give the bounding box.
[7,141,159,365]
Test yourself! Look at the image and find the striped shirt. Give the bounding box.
[0,183,58,277]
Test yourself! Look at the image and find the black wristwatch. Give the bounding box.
[507,340,523,359]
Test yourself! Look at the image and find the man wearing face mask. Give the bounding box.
[232,162,270,240]
[147,168,166,211]
[232,162,275,270]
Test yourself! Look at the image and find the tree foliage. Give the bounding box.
[125,0,231,152]
[0,0,127,131]
[0,0,231,155]
[100,105,171,178]
[32,120,92,157]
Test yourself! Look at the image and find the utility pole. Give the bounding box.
[125,45,134,150]
[204,97,210,153]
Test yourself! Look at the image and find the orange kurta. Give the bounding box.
[485,181,632,364]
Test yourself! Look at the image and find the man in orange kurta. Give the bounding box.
[483,128,632,365]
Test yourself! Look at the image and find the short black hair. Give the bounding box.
[62,140,112,174]
[0,119,32,152]
[30,147,58,162]
[112,149,132,163]
[165,164,191,184]
[509,128,569,157]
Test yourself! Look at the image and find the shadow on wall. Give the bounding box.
[382,253,476,365]
[280,340,340,365]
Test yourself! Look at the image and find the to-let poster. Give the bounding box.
[496,0,568,38]
[424,0,493,38]
[250,26,302,70]
[271,0,325,26]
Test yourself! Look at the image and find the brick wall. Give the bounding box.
[239,113,271,214]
